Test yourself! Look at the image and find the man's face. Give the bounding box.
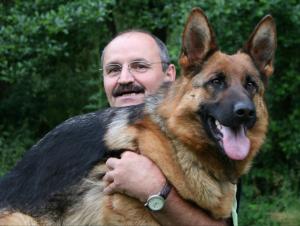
[102,32,174,107]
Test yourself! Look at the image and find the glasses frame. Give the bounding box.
[99,60,169,77]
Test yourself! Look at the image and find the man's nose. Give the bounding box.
[118,66,134,84]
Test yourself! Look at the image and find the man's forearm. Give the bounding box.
[151,188,229,226]
[104,152,230,225]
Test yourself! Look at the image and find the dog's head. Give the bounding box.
[160,8,276,175]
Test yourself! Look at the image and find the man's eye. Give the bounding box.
[106,66,121,74]
[131,62,150,71]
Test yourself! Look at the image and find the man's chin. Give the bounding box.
[113,93,145,107]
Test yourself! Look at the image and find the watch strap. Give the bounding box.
[159,180,172,199]
[144,180,172,211]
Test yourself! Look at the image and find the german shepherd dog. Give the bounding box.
[0,8,276,225]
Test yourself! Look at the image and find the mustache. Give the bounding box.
[112,83,145,97]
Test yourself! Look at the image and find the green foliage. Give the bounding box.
[0,0,299,224]
[240,174,300,226]
[0,124,34,176]
[0,0,113,134]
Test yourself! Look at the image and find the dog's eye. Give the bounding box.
[212,78,221,85]
[209,75,226,88]
[245,78,258,94]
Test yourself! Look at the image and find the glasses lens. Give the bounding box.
[130,61,151,74]
[105,64,122,77]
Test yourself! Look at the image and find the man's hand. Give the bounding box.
[103,151,229,226]
[103,151,166,202]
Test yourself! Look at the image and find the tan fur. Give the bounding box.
[0,212,39,226]
[104,109,138,151]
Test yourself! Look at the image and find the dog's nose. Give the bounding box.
[233,102,256,121]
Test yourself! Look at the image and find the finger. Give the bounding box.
[106,157,119,170]
[103,182,125,195]
[103,183,127,196]
[103,183,115,195]
[103,171,114,183]
[121,150,138,158]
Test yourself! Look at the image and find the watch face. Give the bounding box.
[148,195,165,211]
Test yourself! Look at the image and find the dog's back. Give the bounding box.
[0,105,143,220]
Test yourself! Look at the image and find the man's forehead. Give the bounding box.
[110,31,155,44]
[103,32,161,64]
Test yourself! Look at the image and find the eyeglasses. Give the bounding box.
[100,60,169,78]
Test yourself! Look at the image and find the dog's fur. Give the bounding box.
[0,8,276,225]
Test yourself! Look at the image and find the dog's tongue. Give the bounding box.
[220,125,250,160]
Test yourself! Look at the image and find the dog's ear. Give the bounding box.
[243,15,277,78]
[179,8,218,74]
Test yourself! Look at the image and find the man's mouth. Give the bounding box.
[207,116,250,160]
[117,92,144,97]
[113,85,145,97]
[114,90,144,97]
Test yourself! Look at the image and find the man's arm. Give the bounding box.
[153,188,229,226]
[103,151,229,226]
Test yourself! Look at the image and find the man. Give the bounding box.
[101,30,233,226]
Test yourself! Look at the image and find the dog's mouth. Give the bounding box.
[207,116,250,160]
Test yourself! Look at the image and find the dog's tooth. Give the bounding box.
[215,120,222,130]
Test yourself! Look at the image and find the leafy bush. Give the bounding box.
[0,0,113,135]
[0,124,34,176]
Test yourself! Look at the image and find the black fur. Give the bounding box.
[0,104,144,216]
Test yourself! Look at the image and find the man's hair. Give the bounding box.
[100,29,170,72]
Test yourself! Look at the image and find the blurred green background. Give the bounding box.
[0,0,299,225]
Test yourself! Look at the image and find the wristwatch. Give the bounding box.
[144,181,172,211]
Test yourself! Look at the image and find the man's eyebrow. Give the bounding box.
[105,61,121,66]
[131,58,148,62]
[105,58,149,66]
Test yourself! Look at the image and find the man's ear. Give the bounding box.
[242,15,277,78]
[179,8,218,73]
[164,64,176,82]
